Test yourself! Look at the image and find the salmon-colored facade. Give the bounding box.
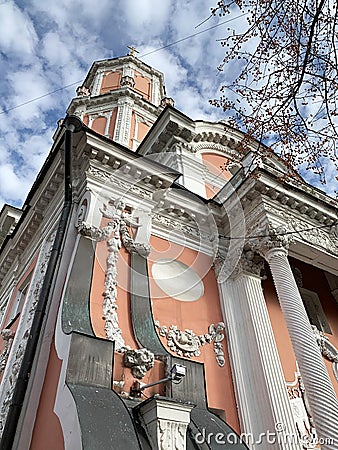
[0,54,337,450]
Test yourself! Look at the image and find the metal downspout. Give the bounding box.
[0,115,82,450]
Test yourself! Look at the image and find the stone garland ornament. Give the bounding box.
[154,321,226,367]
[0,330,15,374]
[0,232,55,436]
[123,348,155,379]
[78,198,150,351]
[159,420,186,450]
[286,371,318,449]
[120,221,150,257]
[312,325,338,381]
[78,197,155,381]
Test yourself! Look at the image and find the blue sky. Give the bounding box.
[0,0,336,209]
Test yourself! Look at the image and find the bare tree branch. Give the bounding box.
[211,0,338,191]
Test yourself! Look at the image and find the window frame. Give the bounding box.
[6,272,32,328]
[299,287,332,334]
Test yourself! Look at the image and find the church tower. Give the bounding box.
[0,53,337,450]
[67,52,174,150]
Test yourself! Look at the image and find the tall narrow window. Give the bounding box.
[300,288,332,334]
[0,295,9,328]
[6,272,32,327]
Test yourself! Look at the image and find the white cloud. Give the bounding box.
[5,69,55,126]
[141,46,187,87]
[30,0,114,27]
[17,130,54,171]
[41,32,72,66]
[140,42,224,121]
[0,0,335,211]
[0,163,31,203]
[121,0,172,35]
[0,1,38,62]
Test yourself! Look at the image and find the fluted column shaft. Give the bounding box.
[219,257,300,450]
[265,247,338,450]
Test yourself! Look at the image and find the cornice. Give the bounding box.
[238,179,338,262]
[142,119,247,159]
[0,209,43,285]
[253,177,337,223]
[67,87,161,117]
[0,157,66,286]
[258,165,337,206]
[79,136,180,190]
[83,56,165,89]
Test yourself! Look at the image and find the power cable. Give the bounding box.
[219,221,337,241]
[0,81,82,115]
[139,13,247,58]
[0,13,247,115]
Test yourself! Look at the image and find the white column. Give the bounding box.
[264,247,338,450]
[152,74,161,106]
[218,252,300,450]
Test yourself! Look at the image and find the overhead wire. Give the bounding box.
[0,81,83,115]
[0,13,248,115]
[139,13,247,58]
[1,11,335,240]
[219,222,337,241]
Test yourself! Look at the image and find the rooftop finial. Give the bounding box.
[127,46,139,58]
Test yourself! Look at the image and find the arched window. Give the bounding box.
[201,152,235,199]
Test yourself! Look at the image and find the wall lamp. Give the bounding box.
[130,364,186,397]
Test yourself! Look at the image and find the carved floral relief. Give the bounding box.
[312,325,338,381]
[0,330,15,374]
[155,321,226,367]
[123,348,155,379]
[78,198,150,350]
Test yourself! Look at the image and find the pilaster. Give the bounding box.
[92,69,104,96]
[137,397,194,450]
[179,150,206,197]
[113,97,134,147]
[0,232,56,437]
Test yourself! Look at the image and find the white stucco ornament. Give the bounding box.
[155,321,226,367]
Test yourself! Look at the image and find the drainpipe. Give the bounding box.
[0,115,82,450]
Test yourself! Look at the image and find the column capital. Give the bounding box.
[249,222,293,259]
[215,247,265,282]
[232,250,265,279]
